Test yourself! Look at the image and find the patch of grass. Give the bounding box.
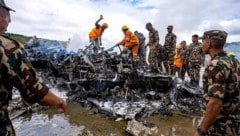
[3,33,32,45]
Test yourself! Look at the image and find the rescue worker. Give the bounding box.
[163,25,177,75]
[144,22,160,73]
[116,25,139,61]
[195,30,240,136]
[173,45,183,77]
[0,1,67,135]
[89,15,108,54]
[134,30,146,66]
[186,34,205,86]
[179,40,188,80]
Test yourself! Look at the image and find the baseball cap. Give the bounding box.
[167,25,173,29]
[0,0,15,12]
[199,30,227,43]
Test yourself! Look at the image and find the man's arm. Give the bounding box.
[95,15,103,27]
[200,97,222,130]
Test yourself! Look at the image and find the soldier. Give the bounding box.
[179,40,188,80]
[195,30,240,136]
[163,25,177,75]
[0,1,67,135]
[144,22,160,73]
[89,15,108,54]
[186,34,205,86]
[134,30,146,66]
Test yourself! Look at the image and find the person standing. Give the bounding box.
[195,30,240,136]
[144,22,160,73]
[116,25,139,61]
[179,40,188,80]
[163,25,177,75]
[134,30,146,66]
[0,1,67,135]
[89,15,108,54]
[173,45,183,77]
[186,34,205,86]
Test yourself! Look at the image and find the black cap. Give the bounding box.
[192,34,199,38]
[0,0,15,12]
[199,30,228,43]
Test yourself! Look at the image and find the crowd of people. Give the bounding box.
[89,15,240,136]
[0,1,239,135]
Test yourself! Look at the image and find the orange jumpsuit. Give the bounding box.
[118,30,139,60]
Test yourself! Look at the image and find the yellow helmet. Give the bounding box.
[228,52,236,57]
[102,22,108,28]
[121,25,129,31]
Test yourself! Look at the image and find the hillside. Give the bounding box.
[3,33,32,45]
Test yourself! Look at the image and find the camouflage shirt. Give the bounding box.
[202,52,240,117]
[0,36,49,126]
[163,32,176,50]
[180,46,188,64]
[147,28,159,46]
[186,42,205,63]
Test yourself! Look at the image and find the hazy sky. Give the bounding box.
[6,0,240,51]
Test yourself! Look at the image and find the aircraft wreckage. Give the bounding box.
[11,38,203,135]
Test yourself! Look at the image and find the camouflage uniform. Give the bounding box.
[186,42,204,85]
[202,52,240,135]
[0,36,49,135]
[163,32,176,75]
[157,44,163,71]
[180,46,188,80]
[147,28,160,72]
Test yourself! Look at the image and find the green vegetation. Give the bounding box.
[3,33,32,45]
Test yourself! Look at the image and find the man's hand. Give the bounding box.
[194,132,200,136]
[144,44,148,48]
[56,99,67,113]
[40,91,67,113]
[100,14,103,20]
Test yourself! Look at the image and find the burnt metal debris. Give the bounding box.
[20,38,203,120]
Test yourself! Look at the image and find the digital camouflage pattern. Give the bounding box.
[157,44,163,71]
[202,52,240,135]
[0,36,49,135]
[186,42,204,85]
[163,32,176,75]
[180,46,188,80]
[147,28,160,72]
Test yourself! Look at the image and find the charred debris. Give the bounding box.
[19,38,203,121]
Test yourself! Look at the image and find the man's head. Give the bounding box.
[200,30,228,54]
[192,34,199,43]
[0,0,15,12]
[145,22,153,31]
[167,25,173,33]
[101,22,108,30]
[180,40,186,47]
[121,25,129,32]
[0,0,14,34]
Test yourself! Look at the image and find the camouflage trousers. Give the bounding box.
[208,117,239,136]
[163,50,175,75]
[0,115,15,136]
[180,62,188,80]
[148,44,159,72]
[188,61,201,81]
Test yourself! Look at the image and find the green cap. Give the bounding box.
[199,30,227,43]
[0,0,15,12]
